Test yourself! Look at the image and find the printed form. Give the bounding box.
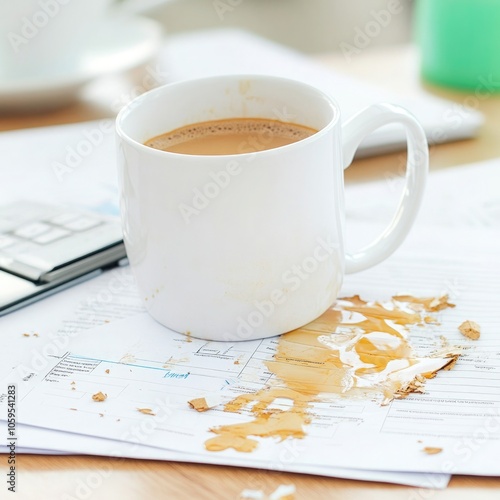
[0,264,449,488]
[1,234,498,476]
[2,265,455,488]
[1,159,499,484]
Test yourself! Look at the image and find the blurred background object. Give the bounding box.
[0,0,438,113]
[0,0,163,111]
[145,0,414,53]
[415,0,500,91]
[0,0,112,80]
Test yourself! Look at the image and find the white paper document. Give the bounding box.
[0,424,448,488]
[1,160,499,480]
[1,159,499,486]
[0,252,448,487]
[0,264,451,488]
[2,232,498,476]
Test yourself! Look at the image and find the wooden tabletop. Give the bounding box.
[1,44,499,499]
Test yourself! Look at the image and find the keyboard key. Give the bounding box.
[0,234,18,249]
[49,212,80,225]
[14,222,51,239]
[63,217,100,231]
[0,255,14,267]
[33,228,70,244]
[1,241,34,256]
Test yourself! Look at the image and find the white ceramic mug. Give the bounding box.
[116,75,428,341]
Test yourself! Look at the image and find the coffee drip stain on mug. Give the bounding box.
[203,294,461,453]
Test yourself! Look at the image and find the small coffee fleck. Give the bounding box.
[92,392,107,402]
[422,447,442,455]
[458,320,481,340]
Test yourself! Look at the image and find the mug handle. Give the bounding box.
[341,103,428,274]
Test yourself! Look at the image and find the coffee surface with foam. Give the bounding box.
[144,118,316,155]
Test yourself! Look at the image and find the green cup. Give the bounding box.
[415,0,500,91]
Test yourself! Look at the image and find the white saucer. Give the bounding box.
[0,16,163,112]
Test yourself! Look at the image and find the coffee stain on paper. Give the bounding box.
[205,295,460,453]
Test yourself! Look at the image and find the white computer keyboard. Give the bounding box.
[0,201,126,315]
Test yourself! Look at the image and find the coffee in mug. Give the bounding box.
[144,118,317,155]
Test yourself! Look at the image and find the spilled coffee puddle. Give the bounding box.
[205,295,459,453]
